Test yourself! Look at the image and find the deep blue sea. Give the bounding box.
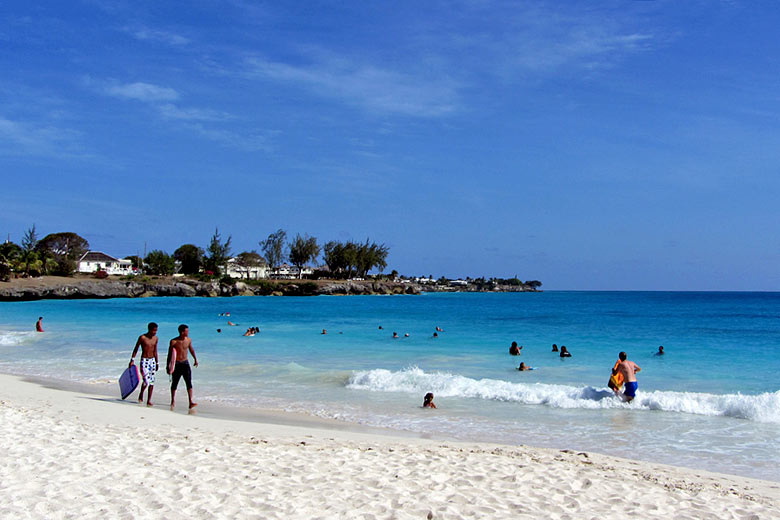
[1,291,779,481]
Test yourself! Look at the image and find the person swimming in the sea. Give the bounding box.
[559,346,571,358]
[392,332,399,338]
[551,343,558,352]
[422,392,437,408]
[517,362,533,371]
[509,341,522,355]
[655,345,665,355]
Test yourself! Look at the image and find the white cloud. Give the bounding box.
[158,103,233,122]
[245,53,458,117]
[184,123,274,152]
[0,116,86,158]
[105,82,179,102]
[131,27,190,46]
[403,2,656,81]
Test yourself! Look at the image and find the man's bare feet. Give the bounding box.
[170,403,175,411]
[138,397,143,403]
[188,402,198,409]
[146,402,154,407]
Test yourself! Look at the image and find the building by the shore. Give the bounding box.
[77,251,134,276]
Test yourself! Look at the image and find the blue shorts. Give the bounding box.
[624,381,638,397]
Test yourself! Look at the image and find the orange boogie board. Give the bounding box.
[608,360,624,390]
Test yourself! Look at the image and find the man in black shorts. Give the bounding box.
[168,324,199,410]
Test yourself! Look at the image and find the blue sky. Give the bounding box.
[2,1,779,290]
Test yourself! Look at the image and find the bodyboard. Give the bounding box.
[167,347,177,375]
[119,365,140,400]
[608,360,624,390]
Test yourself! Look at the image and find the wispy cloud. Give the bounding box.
[158,103,233,122]
[0,116,88,158]
[105,81,179,102]
[184,123,274,152]
[96,78,268,150]
[420,3,655,80]
[128,26,190,46]
[245,52,458,117]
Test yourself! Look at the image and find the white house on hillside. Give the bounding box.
[270,263,313,279]
[225,257,269,280]
[78,251,134,275]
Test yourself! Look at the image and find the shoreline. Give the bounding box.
[11,371,431,441]
[1,373,777,519]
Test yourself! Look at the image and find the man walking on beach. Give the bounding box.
[612,351,641,403]
[129,322,159,406]
[168,324,199,410]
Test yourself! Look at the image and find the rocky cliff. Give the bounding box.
[0,278,422,301]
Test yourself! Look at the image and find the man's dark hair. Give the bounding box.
[178,324,188,333]
[148,322,158,331]
[38,317,42,320]
[619,351,627,361]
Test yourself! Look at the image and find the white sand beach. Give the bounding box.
[1,373,777,520]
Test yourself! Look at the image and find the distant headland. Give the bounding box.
[0,274,540,302]
[1,227,540,301]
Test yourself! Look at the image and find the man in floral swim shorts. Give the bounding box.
[129,322,159,406]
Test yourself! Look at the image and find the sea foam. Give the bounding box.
[0,330,38,347]
[346,367,780,423]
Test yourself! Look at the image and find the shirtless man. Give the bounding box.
[612,351,641,402]
[35,317,44,332]
[168,324,199,410]
[129,322,159,406]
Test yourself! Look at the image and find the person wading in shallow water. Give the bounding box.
[129,322,159,406]
[612,351,641,403]
[168,324,199,410]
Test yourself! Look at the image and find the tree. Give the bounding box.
[144,250,175,275]
[288,234,320,279]
[260,229,287,270]
[0,241,21,281]
[353,239,389,278]
[18,225,41,276]
[21,225,38,253]
[174,244,205,275]
[342,241,358,278]
[525,280,542,290]
[36,232,89,276]
[233,251,265,279]
[321,239,389,279]
[203,228,232,276]
[323,241,346,278]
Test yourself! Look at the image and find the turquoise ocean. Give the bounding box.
[1,291,778,481]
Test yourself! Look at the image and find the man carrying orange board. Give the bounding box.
[611,351,641,403]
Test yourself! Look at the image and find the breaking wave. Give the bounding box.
[0,330,38,347]
[346,367,780,423]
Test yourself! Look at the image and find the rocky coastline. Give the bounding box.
[0,276,539,302]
